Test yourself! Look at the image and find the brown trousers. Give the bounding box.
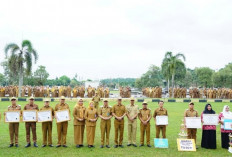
[140,122,150,145]
[156,125,166,138]
[74,125,85,145]
[128,120,137,144]
[187,128,197,143]
[42,122,52,145]
[86,126,96,145]
[100,120,111,145]
[9,123,19,144]
[114,119,124,145]
[57,121,68,145]
[25,122,37,143]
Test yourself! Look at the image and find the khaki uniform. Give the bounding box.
[126,104,139,144]
[92,96,101,109]
[24,104,39,143]
[85,108,98,145]
[99,106,112,145]
[112,104,126,145]
[8,105,21,144]
[40,106,54,145]
[73,105,86,145]
[184,109,198,143]
[154,107,168,138]
[55,103,70,145]
[139,108,151,145]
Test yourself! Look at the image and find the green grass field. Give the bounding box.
[0,100,231,157]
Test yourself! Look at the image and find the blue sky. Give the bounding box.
[0,0,232,80]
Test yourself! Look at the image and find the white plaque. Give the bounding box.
[185,117,201,128]
[23,110,37,122]
[156,116,168,125]
[203,114,218,125]
[37,110,52,122]
[55,110,70,123]
[5,111,20,123]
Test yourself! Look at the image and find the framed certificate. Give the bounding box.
[224,119,232,130]
[5,111,21,123]
[55,110,70,123]
[156,116,168,125]
[37,110,52,122]
[23,110,37,122]
[203,114,219,125]
[185,117,201,128]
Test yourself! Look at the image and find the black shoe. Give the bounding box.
[76,145,80,148]
[196,146,199,149]
[63,145,67,148]
[8,144,14,148]
[119,145,124,148]
[88,145,91,148]
[100,145,104,148]
[114,145,118,148]
[42,145,46,147]
[127,144,131,146]
[147,144,151,147]
[25,143,31,148]
[106,145,110,148]
[49,145,53,147]
[79,145,84,147]
[139,144,144,147]
[56,145,61,148]
[133,144,137,147]
[91,145,95,148]
[15,144,19,147]
[34,143,38,147]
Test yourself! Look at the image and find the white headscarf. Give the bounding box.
[222,105,232,119]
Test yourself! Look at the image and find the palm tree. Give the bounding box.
[161,52,185,98]
[4,40,38,97]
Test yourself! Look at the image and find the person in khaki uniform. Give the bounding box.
[126,97,139,147]
[99,99,112,148]
[85,101,98,148]
[138,101,152,147]
[40,98,54,147]
[73,99,86,148]
[24,96,39,148]
[92,92,101,109]
[6,97,21,147]
[184,102,199,148]
[55,96,70,148]
[112,97,126,148]
[153,100,168,138]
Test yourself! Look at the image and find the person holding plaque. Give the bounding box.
[219,105,232,149]
[73,99,86,148]
[40,98,54,147]
[99,99,113,148]
[112,97,126,148]
[55,96,70,148]
[184,102,198,148]
[24,96,39,148]
[85,101,98,148]
[201,104,216,149]
[153,100,168,138]
[126,97,139,147]
[138,101,152,147]
[7,97,21,147]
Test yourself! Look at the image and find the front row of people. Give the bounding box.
[4,96,232,150]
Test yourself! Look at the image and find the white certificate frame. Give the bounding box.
[5,111,21,123]
[22,110,37,122]
[55,109,70,123]
[37,110,52,122]
[156,116,168,125]
[185,117,201,129]
[203,114,219,125]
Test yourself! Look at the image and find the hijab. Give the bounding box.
[222,105,232,118]
[203,104,215,114]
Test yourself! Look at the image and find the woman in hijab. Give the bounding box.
[201,104,216,149]
[84,101,98,148]
[219,105,232,149]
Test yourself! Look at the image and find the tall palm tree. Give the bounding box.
[4,40,38,97]
[161,52,186,98]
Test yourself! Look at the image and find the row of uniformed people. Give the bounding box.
[3,96,232,149]
[3,96,168,148]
